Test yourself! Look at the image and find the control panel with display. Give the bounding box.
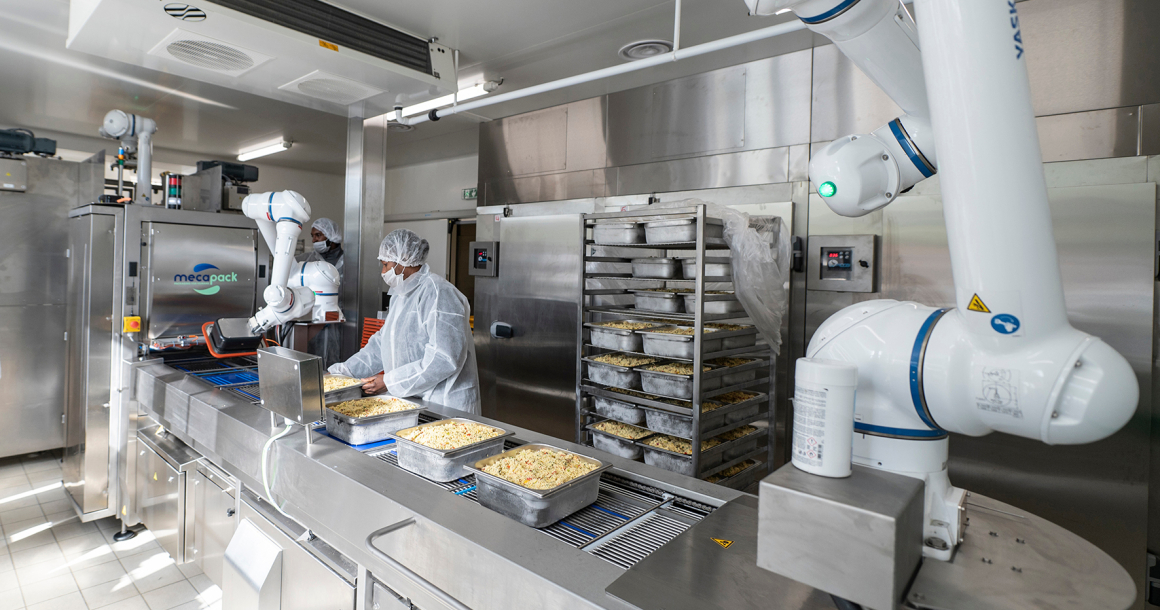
[468,241,499,277]
[806,235,878,293]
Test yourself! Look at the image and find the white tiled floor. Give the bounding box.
[0,451,220,610]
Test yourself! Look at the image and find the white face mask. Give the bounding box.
[382,267,405,289]
[312,241,328,253]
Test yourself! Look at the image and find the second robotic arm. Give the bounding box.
[242,191,317,334]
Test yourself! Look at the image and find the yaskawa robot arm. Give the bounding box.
[747,0,1138,559]
[240,191,318,334]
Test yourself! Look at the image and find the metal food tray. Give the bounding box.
[390,418,515,482]
[643,218,724,245]
[715,329,757,350]
[681,293,746,315]
[637,365,721,399]
[584,356,653,390]
[466,444,612,528]
[585,260,632,276]
[720,429,763,461]
[644,405,726,438]
[680,257,733,280]
[586,421,651,460]
[630,258,681,279]
[638,442,722,477]
[586,322,664,352]
[726,402,760,424]
[324,398,423,446]
[592,395,646,425]
[638,325,724,359]
[709,359,762,386]
[323,374,364,405]
[631,290,685,313]
[593,222,645,245]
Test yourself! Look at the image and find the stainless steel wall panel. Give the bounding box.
[1022,0,1160,117]
[484,169,613,207]
[788,144,810,183]
[479,106,569,179]
[1042,156,1149,188]
[809,44,902,144]
[0,305,66,457]
[564,97,609,173]
[743,50,814,150]
[1140,103,1160,156]
[475,215,582,441]
[616,148,790,196]
[804,170,1156,607]
[1037,107,1141,163]
[142,223,258,340]
[607,66,748,163]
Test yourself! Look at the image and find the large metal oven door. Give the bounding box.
[474,214,582,440]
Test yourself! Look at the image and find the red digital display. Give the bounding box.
[828,253,839,257]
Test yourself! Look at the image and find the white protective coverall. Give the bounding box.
[330,264,481,414]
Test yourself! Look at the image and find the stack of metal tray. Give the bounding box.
[466,444,612,528]
[630,258,681,279]
[637,363,721,399]
[593,222,644,244]
[630,290,685,313]
[390,418,514,482]
[586,322,664,352]
[638,325,724,359]
[323,397,423,446]
[681,257,732,280]
[643,218,724,245]
[682,292,746,315]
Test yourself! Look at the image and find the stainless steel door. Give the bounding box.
[142,223,258,340]
[804,175,1156,606]
[64,212,116,515]
[475,215,583,440]
[191,463,237,587]
[138,440,183,562]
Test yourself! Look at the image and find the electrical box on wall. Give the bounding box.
[468,241,498,277]
[806,235,878,292]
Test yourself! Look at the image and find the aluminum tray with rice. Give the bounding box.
[467,444,611,527]
[324,396,424,445]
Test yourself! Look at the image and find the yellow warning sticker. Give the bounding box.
[967,294,991,313]
[319,40,338,52]
[712,538,734,549]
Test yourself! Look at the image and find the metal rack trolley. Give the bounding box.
[574,204,776,489]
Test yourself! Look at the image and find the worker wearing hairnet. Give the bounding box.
[328,229,481,414]
[297,218,344,367]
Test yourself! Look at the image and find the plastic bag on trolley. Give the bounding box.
[649,199,791,355]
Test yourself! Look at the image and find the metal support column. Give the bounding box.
[341,111,388,359]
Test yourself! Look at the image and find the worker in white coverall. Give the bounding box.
[328,229,481,414]
[296,218,344,367]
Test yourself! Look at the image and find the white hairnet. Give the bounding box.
[378,229,430,266]
[312,218,342,243]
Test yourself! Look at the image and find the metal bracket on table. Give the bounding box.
[365,518,472,610]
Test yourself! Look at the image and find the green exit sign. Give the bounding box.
[463,187,478,200]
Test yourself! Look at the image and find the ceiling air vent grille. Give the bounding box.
[148,29,273,76]
[279,71,385,105]
[204,0,433,75]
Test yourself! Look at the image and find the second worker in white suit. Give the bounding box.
[329,229,481,414]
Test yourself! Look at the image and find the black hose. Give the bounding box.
[830,595,864,610]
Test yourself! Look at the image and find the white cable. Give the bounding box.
[261,422,295,519]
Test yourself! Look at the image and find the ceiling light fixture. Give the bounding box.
[238,140,292,161]
[393,80,501,120]
[618,40,674,61]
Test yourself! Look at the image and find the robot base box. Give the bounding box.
[757,464,924,610]
[256,346,324,424]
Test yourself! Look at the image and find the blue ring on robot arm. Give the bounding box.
[889,118,936,178]
[910,308,949,431]
[799,0,861,24]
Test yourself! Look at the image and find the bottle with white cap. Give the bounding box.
[792,357,859,478]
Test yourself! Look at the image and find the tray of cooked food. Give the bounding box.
[637,361,720,399]
[713,390,765,423]
[390,418,514,482]
[638,325,724,359]
[643,218,725,245]
[705,357,763,386]
[637,434,724,476]
[467,444,612,528]
[586,320,666,352]
[705,459,760,485]
[643,399,727,438]
[324,396,424,445]
[716,424,763,460]
[323,374,365,405]
[584,353,659,390]
[586,419,654,460]
[681,291,746,315]
[704,323,758,349]
[593,388,650,425]
[680,256,733,280]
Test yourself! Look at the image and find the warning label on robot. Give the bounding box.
[967,294,991,313]
[792,388,828,467]
[975,367,1023,419]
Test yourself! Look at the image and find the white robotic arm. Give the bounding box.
[288,260,344,323]
[99,110,157,206]
[751,0,1138,559]
[242,191,317,334]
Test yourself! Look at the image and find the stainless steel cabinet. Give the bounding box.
[190,462,238,587]
[136,425,201,563]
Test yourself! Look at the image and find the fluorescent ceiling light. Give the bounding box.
[238,140,291,161]
[394,83,492,119]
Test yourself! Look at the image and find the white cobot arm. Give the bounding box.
[241,191,317,334]
[98,110,157,206]
[288,260,344,323]
[752,0,1138,559]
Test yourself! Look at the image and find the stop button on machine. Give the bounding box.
[122,316,141,332]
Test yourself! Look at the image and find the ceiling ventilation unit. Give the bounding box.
[67,0,457,115]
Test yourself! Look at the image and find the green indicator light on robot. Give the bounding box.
[819,181,837,198]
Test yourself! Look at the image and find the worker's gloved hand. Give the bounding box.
[327,362,354,378]
[362,373,387,395]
